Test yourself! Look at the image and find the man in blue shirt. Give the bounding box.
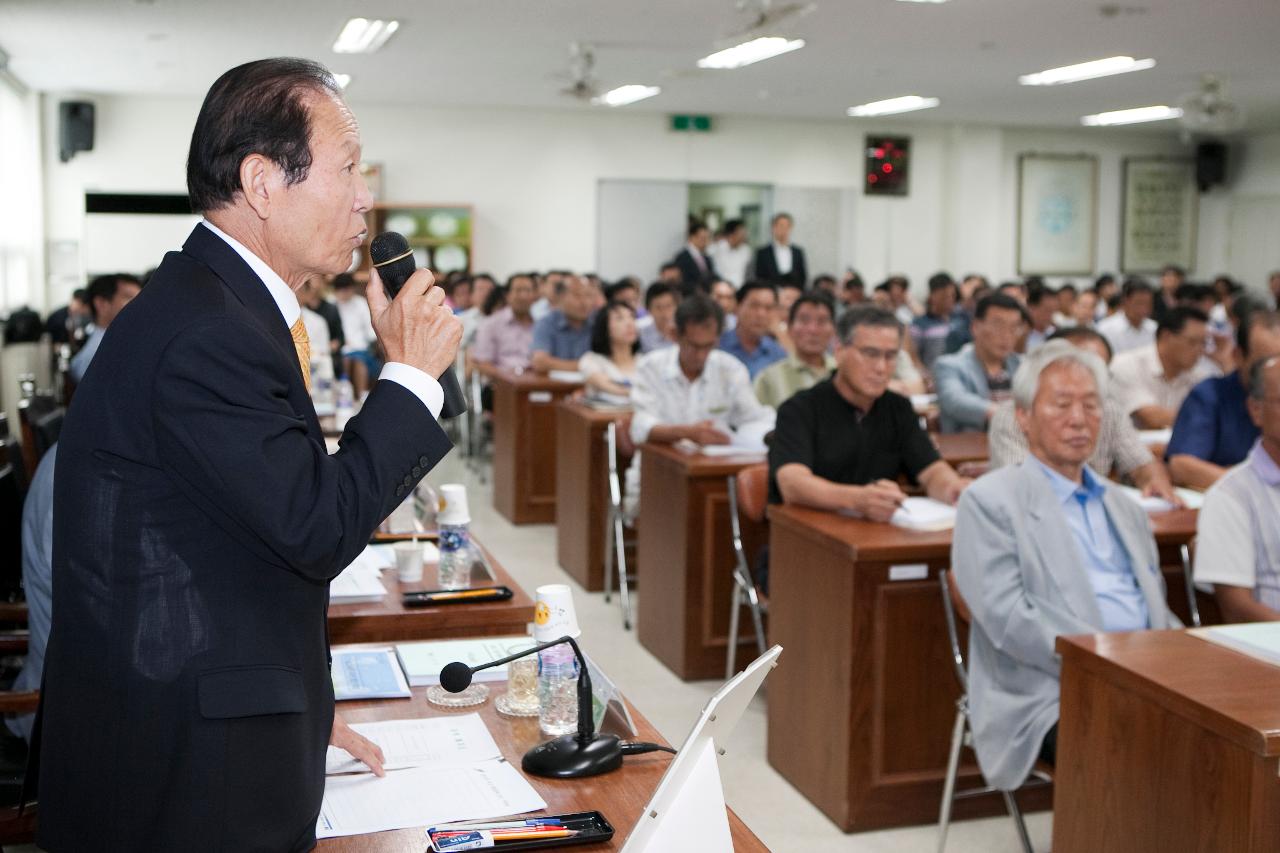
[1168,309,1280,490]
[69,273,142,382]
[530,274,594,373]
[719,280,786,379]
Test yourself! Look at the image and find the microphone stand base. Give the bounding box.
[522,733,623,779]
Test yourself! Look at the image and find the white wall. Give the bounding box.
[36,90,1278,310]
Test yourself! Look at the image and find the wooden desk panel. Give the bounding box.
[317,666,768,852]
[1054,631,1280,853]
[636,444,767,681]
[555,401,627,592]
[765,504,1199,832]
[329,545,535,644]
[491,372,582,525]
[932,431,989,466]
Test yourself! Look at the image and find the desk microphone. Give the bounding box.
[369,231,467,420]
[440,635,624,778]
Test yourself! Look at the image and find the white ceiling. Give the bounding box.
[3,0,1279,131]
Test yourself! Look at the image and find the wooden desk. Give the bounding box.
[317,667,768,851]
[1054,631,1280,853]
[636,443,767,680]
[765,504,1201,832]
[555,400,629,592]
[329,545,535,644]
[932,431,989,466]
[491,371,582,525]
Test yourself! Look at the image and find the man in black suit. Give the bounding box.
[35,58,461,852]
[753,212,808,288]
[673,221,718,292]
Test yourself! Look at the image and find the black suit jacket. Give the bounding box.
[674,247,717,290]
[35,224,452,852]
[752,243,807,288]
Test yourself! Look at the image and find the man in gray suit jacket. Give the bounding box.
[934,293,1025,432]
[952,339,1179,792]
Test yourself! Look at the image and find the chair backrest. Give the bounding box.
[735,463,770,525]
[0,451,25,597]
[938,569,970,693]
[17,394,56,479]
[605,422,622,505]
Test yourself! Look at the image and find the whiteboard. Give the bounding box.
[83,212,201,276]
[1017,154,1097,275]
[596,180,687,283]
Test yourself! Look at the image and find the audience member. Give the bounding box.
[674,221,718,291]
[1024,284,1057,350]
[579,301,640,397]
[885,276,918,325]
[1053,283,1078,328]
[719,281,787,378]
[838,272,866,318]
[472,273,537,378]
[1071,289,1098,328]
[1153,264,1185,324]
[445,275,473,313]
[773,281,804,354]
[812,275,838,299]
[531,270,565,321]
[639,282,680,352]
[911,273,963,371]
[1093,274,1119,319]
[45,288,90,344]
[769,305,969,512]
[1194,356,1280,622]
[1109,306,1217,429]
[989,328,1178,502]
[1096,277,1156,354]
[711,279,739,331]
[953,342,1178,791]
[657,262,682,284]
[300,277,344,379]
[530,275,594,373]
[8,442,55,741]
[604,279,640,312]
[1168,309,1280,489]
[332,272,379,394]
[753,212,807,288]
[996,280,1027,305]
[70,272,143,382]
[707,219,752,287]
[754,293,837,409]
[945,275,989,354]
[934,293,1025,433]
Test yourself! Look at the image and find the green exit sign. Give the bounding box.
[670,114,713,132]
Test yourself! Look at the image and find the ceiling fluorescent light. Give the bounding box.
[1019,56,1156,86]
[1080,105,1182,126]
[847,95,940,117]
[592,85,661,107]
[697,37,805,70]
[333,18,400,54]
[333,73,352,89]
[895,0,949,3]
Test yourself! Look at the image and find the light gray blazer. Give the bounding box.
[951,459,1180,790]
[933,343,1021,433]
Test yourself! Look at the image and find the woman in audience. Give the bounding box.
[579,301,640,397]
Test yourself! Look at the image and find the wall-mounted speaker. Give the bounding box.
[1195,141,1227,192]
[59,100,95,163]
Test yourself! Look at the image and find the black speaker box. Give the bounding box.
[1195,141,1227,192]
[59,101,95,163]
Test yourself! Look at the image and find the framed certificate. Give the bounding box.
[1121,158,1198,273]
[1017,153,1098,275]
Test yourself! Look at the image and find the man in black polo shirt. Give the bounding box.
[770,305,970,516]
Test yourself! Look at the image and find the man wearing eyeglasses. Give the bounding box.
[1109,306,1219,430]
[769,305,969,516]
[934,293,1027,433]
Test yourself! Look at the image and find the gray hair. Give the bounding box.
[1250,355,1280,400]
[1012,339,1109,410]
[836,304,902,346]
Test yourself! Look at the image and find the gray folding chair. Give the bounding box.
[602,422,633,629]
[937,570,1050,853]
[725,465,769,678]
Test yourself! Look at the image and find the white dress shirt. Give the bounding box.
[772,242,793,276]
[200,220,441,418]
[708,239,753,287]
[1110,344,1220,418]
[1096,312,1157,355]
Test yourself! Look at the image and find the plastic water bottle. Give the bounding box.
[537,643,579,737]
[334,376,355,430]
[437,520,473,590]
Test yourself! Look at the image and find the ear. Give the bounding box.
[1247,396,1265,430]
[237,153,277,221]
[1014,404,1032,437]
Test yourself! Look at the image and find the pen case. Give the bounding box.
[427,811,613,851]
[402,586,514,607]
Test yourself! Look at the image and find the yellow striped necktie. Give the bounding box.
[289,317,312,393]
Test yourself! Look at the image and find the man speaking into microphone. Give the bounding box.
[36,58,460,851]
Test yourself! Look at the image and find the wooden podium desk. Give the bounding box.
[491,371,582,525]
[636,443,768,681]
[932,431,989,466]
[1054,631,1280,853]
[765,504,1201,832]
[555,400,630,592]
[329,544,535,644]
[317,662,769,852]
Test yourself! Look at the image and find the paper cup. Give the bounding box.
[393,541,424,583]
[437,483,471,526]
[533,583,581,642]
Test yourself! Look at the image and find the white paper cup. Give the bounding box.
[437,483,471,526]
[533,583,582,642]
[393,541,424,584]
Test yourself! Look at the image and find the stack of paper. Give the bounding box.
[1190,623,1280,668]
[1116,485,1206,513]
[318,715,547,839]
[331,549,389,604]
[548,369,587,383]
[395,637,529,687]
[698,419,774,457]
[890,497,957,532]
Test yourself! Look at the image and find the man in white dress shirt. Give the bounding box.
[1110,306,1219,429]
[752,212,807,289]
[707,219,753,287]
[1096,278,1157,355]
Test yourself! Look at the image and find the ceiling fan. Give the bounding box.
[556,41,601,101]
[723,0,817,43]
[1177,74,1245,134]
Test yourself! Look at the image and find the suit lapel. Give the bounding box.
[181,225,324,443]
[1102,488,1172,628]
[1020,463,1104,626]
[968,347,991,398]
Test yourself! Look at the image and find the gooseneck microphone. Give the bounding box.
[369,231,467,420]
[439,635,624,779]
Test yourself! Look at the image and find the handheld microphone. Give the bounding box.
[369,231,467,420]
[440,635,623,779]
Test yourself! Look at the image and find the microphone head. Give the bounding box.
[439,661,474,693]
[369,231,417,297]
[369,231,410,265]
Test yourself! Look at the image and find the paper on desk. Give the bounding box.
[697,420,773,457]
[910,393,938,413]
[1190,623,1280,668]
[330,550,389,604]
[889,497,956,532]
[548,369,586,383]
[325,714,501,775]
[316,759,546,839]
[1116,485,1205,513]
[1137,428,1173,447]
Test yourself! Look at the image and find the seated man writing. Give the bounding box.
[769,305,968,515]
[1194,356,1280,622]
[953,339,1179,792]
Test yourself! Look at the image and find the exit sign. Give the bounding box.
[670,114,713,132]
